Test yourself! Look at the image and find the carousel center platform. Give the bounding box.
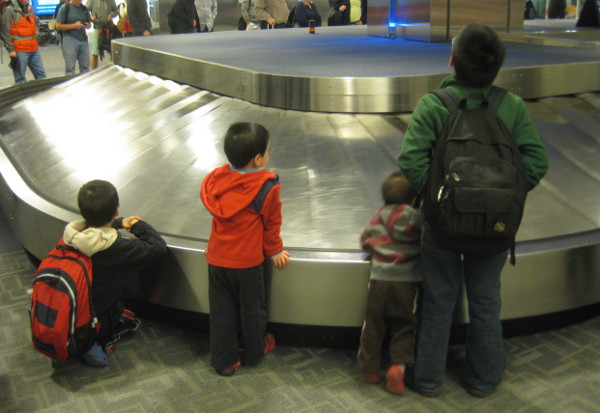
[112,26,600,113]
[0,25,599,328]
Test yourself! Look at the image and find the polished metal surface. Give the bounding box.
[368,0,523,41]
[448,0,515,32]
[2,25,600,326]
[504,25,600,50]
[112,27,600,113]
[1,62,600,326]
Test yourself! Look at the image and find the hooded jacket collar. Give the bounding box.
[201,164,277,219]
[63,220,118,257]
[440,75,492,95]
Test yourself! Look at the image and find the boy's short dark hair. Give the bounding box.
[224,122,270,169]
[77,180,119,227]
[452,22,506,88]
[382,172,417,205]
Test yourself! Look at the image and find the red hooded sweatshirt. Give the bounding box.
[200,164,283,269]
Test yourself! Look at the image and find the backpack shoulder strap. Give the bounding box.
[56,244,78,253]
[430,88,460,114]
[248,176,279,213]
[429,88,460,148]
[485,86,508,112]
[62,2,87,21]
[54,238,97,321]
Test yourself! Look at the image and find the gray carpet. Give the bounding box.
[1,209,600,413]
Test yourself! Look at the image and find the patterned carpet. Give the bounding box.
[1,210,599,413]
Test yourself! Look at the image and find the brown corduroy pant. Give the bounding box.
[356,280,419,374]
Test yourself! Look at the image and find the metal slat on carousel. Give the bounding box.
[0,26,599,328]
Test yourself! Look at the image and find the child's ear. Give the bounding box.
[448,55,454,68]
[114,207,119,218]
[252,154,262,167]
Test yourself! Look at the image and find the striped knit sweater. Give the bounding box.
[360,204,422,282]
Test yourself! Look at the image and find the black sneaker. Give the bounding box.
[466,386,496,398]
[115,309,141,338]
[412,387,441,398]
[103,309,141,355]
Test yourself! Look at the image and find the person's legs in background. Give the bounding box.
[89,27,99,70]
[77,38,91,74]
[61,35,78,75]
[27,50,47,80]
[13,52,29,83]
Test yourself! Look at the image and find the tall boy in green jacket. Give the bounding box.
[397,22,549,398]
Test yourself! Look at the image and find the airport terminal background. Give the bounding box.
[2,4,600,413]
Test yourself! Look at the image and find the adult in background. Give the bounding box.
[115,2,133,36]
[126,0,151,36]
[194,0,217,32]
[56,0,92,75]
[240,0,260,30]
[168,0,197,33]
[348,0,365,24]
[255,0,289,28]
[327,0,348,26]
[0,0,47,83]
[86,0,118,69]
[293,0,321,27]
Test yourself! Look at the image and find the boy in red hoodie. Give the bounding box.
[200,122,290,376]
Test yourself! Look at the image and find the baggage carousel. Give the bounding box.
[1,26,599,328]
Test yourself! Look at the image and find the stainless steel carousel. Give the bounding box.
[1,24,599,328]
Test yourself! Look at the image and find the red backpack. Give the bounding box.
[30,239,98,361]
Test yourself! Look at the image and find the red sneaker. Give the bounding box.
[264,333,276,355]
[385,364,405,395]
[120,309,136,321]
[216,360,241,377]
[360,373,381,384]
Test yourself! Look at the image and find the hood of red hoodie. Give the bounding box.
[201,164,277,218]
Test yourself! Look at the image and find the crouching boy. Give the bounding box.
[63,179,167,366]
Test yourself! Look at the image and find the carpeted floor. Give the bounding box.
[1,209,600,413]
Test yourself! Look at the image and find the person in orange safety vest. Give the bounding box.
[0,0,47,83]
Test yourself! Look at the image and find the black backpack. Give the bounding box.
[424,86,529,263]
